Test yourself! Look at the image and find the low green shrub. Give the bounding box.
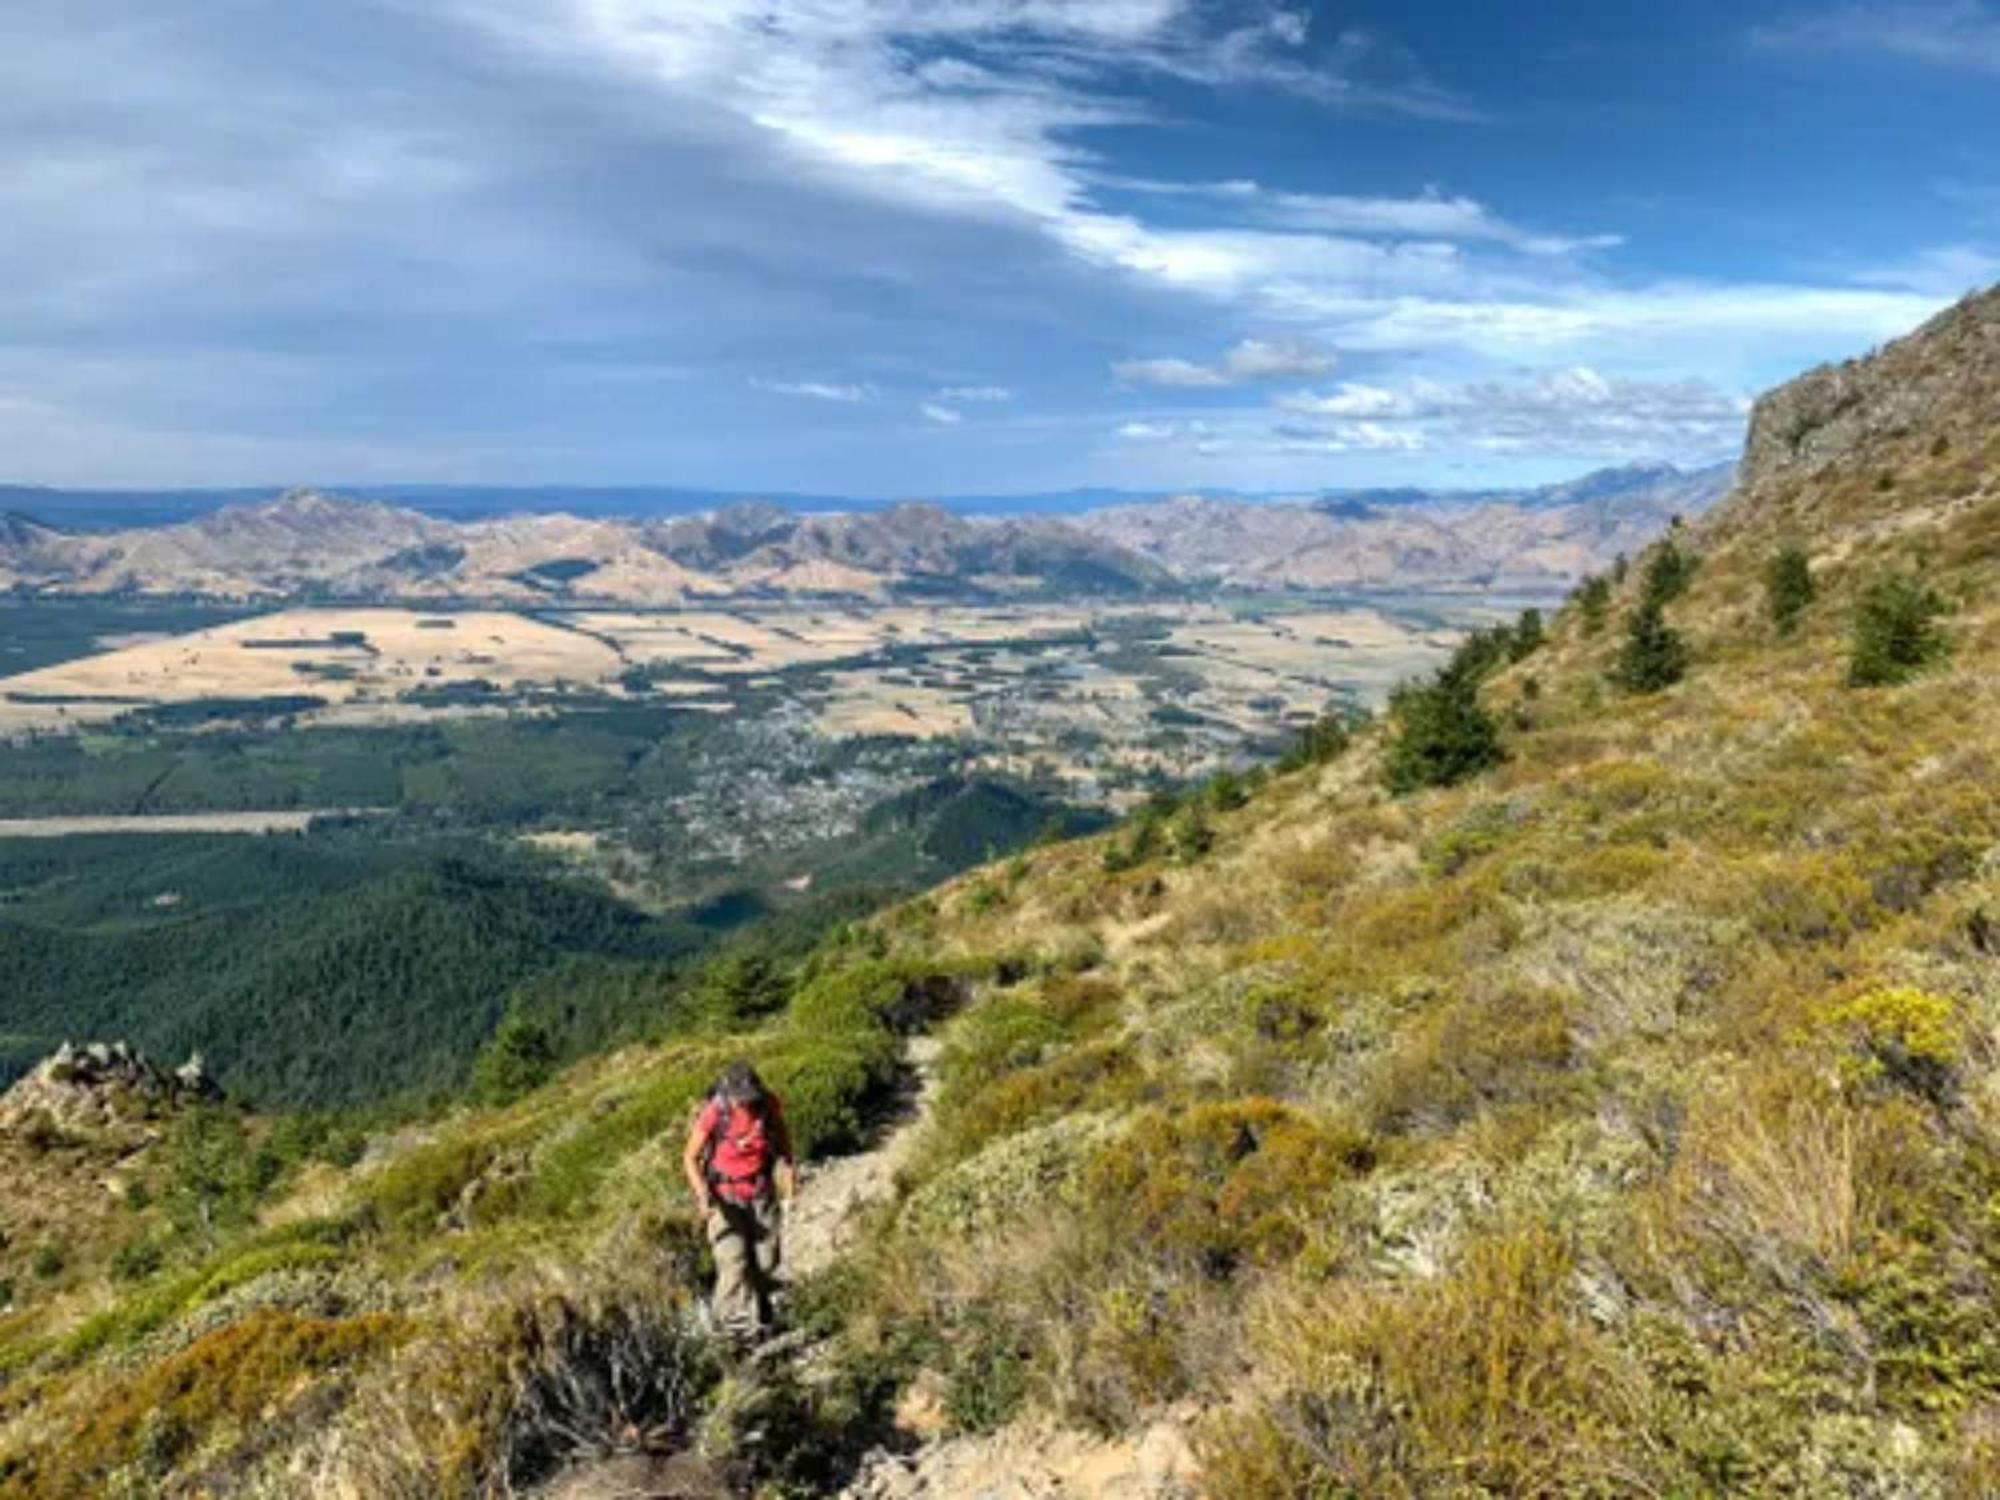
[1082,1099,1368,1275]
[1849,573,1952,686]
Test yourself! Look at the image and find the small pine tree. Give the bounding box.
[1382,675,1502,794]
[1576,575,1611,636]
[1169,802,1215,863]
[689,950,788,1026]
[1508,607,1545,662]
[1205,768,1248,811]
[1613,597,1687,693]
[1446,625,1513,683]
[1764,546,1815,637]
[1611,553,1629,585]
[1279,707,1358,771]
[472,1014,557,1104]
[1640,539,1697,606]
[1101,806,1163,872]
[1848,574,1951,686]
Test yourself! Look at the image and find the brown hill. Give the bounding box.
[1081,462,1732,589]
[0,491,1170,603]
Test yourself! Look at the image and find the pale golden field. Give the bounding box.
[0,600,1485,753]
[0,608,622,732]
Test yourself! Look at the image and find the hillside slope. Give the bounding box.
[0,290,1993,1497]
[1079,461,1733,589]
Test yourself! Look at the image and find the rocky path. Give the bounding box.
[532,1041,943,1500]
[788,1035,941,1281]
[838,1412,1202,1500]
[538,1035,1200,1499]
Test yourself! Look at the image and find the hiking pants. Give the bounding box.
[706,1194,782,1337]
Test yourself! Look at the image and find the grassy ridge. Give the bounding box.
[3,301,1996,1496]
[810,412,1999,1493]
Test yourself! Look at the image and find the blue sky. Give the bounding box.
[2,0,1995,494]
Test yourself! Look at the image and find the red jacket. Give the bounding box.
[696,1095,791,1202]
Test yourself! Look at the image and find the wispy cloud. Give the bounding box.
[920,402,963,424]
[1751,2,2000,75]
[937,385,1016,402]
[1114,337,1333,387]
[1274,367,1750,459]
[1844,244,2000,295]
[753,378,875,403]
[1106,179,1622,255]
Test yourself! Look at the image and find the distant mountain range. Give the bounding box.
[1079,462,1734,590]
[0,462,1732,603]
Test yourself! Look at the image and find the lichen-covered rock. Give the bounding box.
[1738,283,1999,493]
[0,1040,221,1140]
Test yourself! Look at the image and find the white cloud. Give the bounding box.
[1845,245,2000,296]
[1219,338,1337,379]
[1113,357,1230,388]
[1752,2,2000,75]
[1272,366,1751,461]
[937,384,1015,402]
[1279,420,1426,453]
[753,378,875,402]
[1110,179,1624,255]
[920,401,963,424]
[1116,418,1215,441]
[1276,381,1421,417]
[463,0,1480,311]
[1115,337,1333,387]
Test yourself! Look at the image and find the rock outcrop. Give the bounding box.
[0,1039,219,1138]
[1739,283,2000,491]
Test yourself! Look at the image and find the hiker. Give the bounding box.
[682,1060,796,1341]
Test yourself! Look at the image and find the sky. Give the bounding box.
[1,0,1996,496]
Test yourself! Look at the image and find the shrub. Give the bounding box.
[1205,768,1248,811]
[1848,574,1951,686]
[1382,674,1502,794]
[689,948,791,1027]
[1509,607,1545,661]
[1764,545,1815,636]
[161,1106,284,1247]
[472,1014,558,1105]
[498,1296,719,1487]
[1083,1099,1367,1275]
[8,1309,407,1498]
[1813,986,1964,1102]
[1280,706,1364,771]
[1169,802,1215,863]
[763,1031,899,1157]
[943,1303,1034,1434]
[1641,538,1697,605]
[1576,574,1611,635]
[1202,1226,1612,1497]
[1613,597,1687,693]
[1366,986,1577,1135]
[31,1243,66,1280]
[1101,805,1164,873]
[111,1237,165,1283]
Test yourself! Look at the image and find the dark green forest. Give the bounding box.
[0,835,708,1105]
[0,770,1096,1108]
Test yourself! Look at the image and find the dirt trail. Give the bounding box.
[788,1034,941,1280]
[839,1412,1203,1500]
[531,1041,943,1500]
[537,1036,1200,1498]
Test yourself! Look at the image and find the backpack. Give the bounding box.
[697,1088,773,1188]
